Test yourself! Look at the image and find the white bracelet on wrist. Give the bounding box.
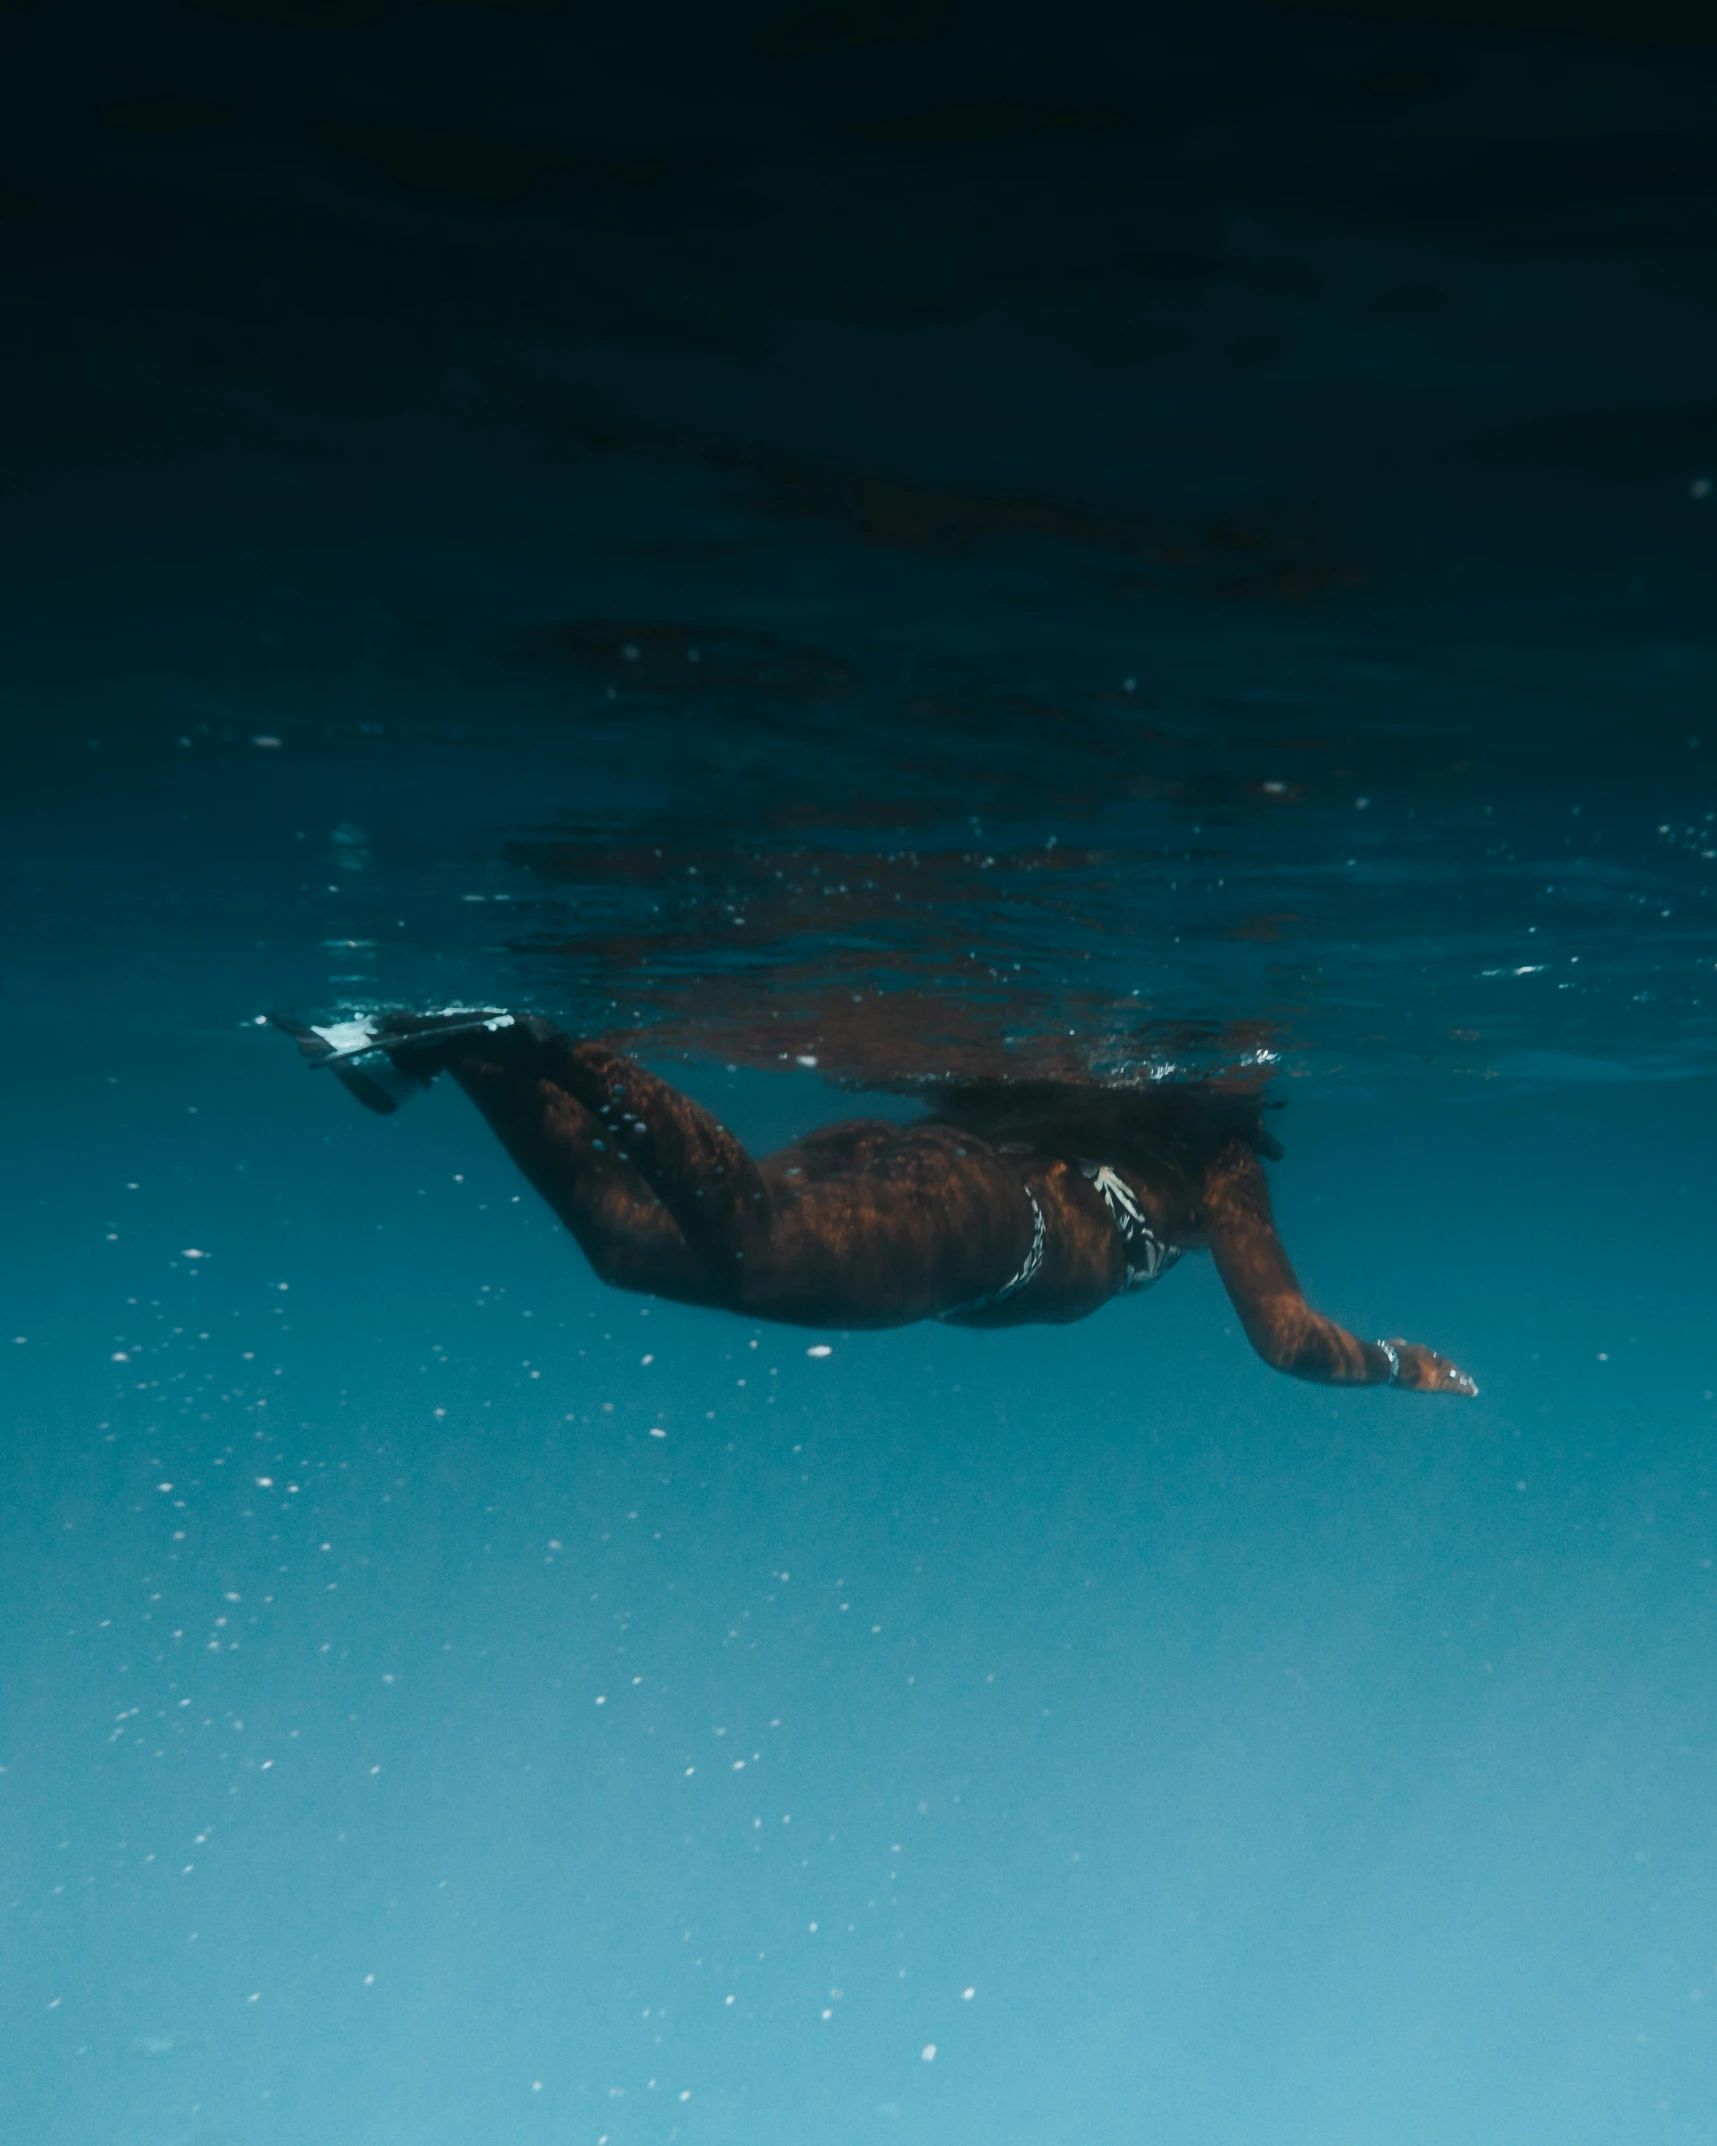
[1375,1339,1400,1385]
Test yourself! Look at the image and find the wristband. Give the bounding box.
[1375,1339,1400,1386]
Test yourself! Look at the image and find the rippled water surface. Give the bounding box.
[5,4,1717,2142]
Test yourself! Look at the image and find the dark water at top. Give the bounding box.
[4,4,1717,2142]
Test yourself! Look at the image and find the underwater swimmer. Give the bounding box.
[272,1009,1476,1394]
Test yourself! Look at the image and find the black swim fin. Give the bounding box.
[267,1008,517,1116]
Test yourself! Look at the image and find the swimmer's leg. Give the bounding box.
[429,1021,771,1302]
[442,1033,723,1302]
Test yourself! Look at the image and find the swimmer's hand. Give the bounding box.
[1387,1341,1478,1397]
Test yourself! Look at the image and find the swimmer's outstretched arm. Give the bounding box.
[1201,1143,1477,1395]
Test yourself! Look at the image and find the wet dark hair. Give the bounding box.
[921,1078,1284,1187]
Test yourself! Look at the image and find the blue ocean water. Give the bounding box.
[4,4,1717,2141]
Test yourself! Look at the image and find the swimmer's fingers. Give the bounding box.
[1390,1341,1478,1397]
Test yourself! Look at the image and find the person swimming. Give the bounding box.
[271,1008,1477,1394]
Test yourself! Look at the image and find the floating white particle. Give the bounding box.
[112,1351,129,1363]
[807,1345,832,1359]
[181,1249,208,1260]
[649,1427,667,1440]
[251,736,282,749]
[595,1695,607,1706]
[256,1477,273,1488]
[962,1986,975,2000]
[795,1054,818,1067]
[921,2044,936,2062]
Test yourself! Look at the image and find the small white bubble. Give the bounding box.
[807,1344,833,1359]
[921,2043,936,2062]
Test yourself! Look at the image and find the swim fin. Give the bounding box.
[268,1008,517,1115]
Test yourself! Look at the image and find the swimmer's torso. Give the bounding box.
[747,1120,1192,1329]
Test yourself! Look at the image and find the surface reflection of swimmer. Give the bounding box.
[273,1010,1476,1394]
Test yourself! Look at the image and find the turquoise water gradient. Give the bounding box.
[6,1046,1717,2141]
[5,1,1717,2139]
